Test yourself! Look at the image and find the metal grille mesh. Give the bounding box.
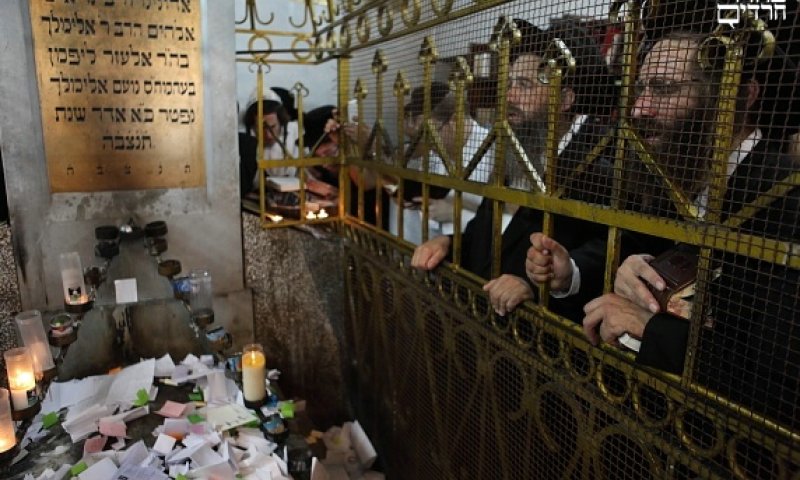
[344,230,799,479]
[323,0,800,478]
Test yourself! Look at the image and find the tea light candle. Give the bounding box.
[241,344,266,403]
[0,388,15,454]
[305,211,317,220]
[317,209,329,219]
[268,214,284,223]
[4,347,35,411]
[49,314,73,337]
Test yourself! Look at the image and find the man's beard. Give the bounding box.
[627,107,715,214]
[505,108,548,190]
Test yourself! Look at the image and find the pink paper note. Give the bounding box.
[99,418,127,438]
[83,435,108,455]
[156,400,188,418]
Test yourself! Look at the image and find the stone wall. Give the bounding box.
[242,213,348,428]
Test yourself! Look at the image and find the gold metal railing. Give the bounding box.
[237,1,800,478]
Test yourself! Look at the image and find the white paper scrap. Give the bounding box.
[105,358,155,408]
[119,440,149,467]
[77,457,118,480]
[152,434,177,456]
[153,354,176,377]
[113,464,170,480]
[190,444,225,467]
[204,404,259,431]
[351,420,377,469]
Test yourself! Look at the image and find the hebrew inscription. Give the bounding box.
[31,0,204,192]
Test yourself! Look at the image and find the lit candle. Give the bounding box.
[4,348,35,411]
[0,388,15,453]
[241,344,266,403]
[305,211,317,220]
[59,252,88,305]
[268,214,284,223]
[317,209,329,219]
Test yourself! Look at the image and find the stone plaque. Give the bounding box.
[30,0,205,192]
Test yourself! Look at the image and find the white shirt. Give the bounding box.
[391,119,494,244]
[253,121,300,188]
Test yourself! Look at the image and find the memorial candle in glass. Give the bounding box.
[0,388,15,454]
[4,347,35,411]
[242,344,266,403]
[15,310,54,377]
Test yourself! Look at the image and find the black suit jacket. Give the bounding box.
[636,139,800,428]
[457,116,613,321]
[239,133,258,198]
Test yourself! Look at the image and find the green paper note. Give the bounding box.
[176,475,188,480]
[244,419,261,428]
[188,391,204,402]
[278,400,295,419]
[70,462,88,476]
[133,388,150,407]
[42,412,59,429]
[187,413,205,424]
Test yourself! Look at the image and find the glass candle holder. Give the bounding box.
[189,269,213,315]
[59,251,88,305]
[4,348,35,411]
[15,310,55,377]
[0,389,15,454]
[241,344,266,403]
[49,313,73,337]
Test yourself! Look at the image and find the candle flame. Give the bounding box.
[10,371,35,390]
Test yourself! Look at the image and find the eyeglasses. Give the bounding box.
[634,77,702,98]
[509,64,552,90]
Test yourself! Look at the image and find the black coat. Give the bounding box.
[457,116,614,322]
[636,139,800,429]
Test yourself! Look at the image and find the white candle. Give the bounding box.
[318,209,329,219]
[4,347,35,411]
[0,388,15,453]
[241,345,266,403]
[10,389,27,411]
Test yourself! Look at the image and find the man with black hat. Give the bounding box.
[579,31,800,429]
[411,23,616,322]
[242,88,300,181]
